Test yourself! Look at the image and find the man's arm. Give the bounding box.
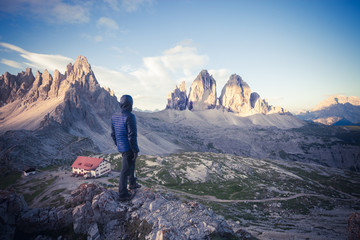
[127,114,140,153]
[111,120,117,146]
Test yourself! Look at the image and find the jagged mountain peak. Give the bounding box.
[219,73,252,113]
[188,70,217,110]
[166,81,188,110]
[62,55,99,93]
[166,69,288,115]
[0,56,120,152]
[73,55,92,75]
[227,74,250,88]
[197,69,214,80]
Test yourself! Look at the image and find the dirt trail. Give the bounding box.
[167,188,322,203]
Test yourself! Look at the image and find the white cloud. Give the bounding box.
[104,0,120,11]
[1,59,23,69]
[97,17,119,30]
[81,34,104,43]
[121,0,154,12]
[0,42,73,73]
[209,68,230,93]
[95,35,104,42]
[93,42,209,110]
[0,0,90,24]
[52,2,90,23]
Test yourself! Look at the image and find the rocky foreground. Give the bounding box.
[0,183,253,240]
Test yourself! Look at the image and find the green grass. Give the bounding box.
[99,151,360,237]
[51,188,66,195]
[39,164,61,171]
[108,178,118,184]
[23,176,58,205]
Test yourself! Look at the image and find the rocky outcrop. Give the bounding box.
[166,81,188,110]
[0,183,252,240]
[0,68,35,106]
[188,70,217,110]
[250,92,269,114]
[348,212,360,240]
[0,189,28,240]
[220,74,252,113]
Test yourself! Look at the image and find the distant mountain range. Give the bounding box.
[296,95,360,125]
[0,56,359,173]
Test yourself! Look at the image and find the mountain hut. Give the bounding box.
[71,156,111,178]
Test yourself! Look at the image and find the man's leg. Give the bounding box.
[128,157,137,185]
[128,154,141,189]
[119,151,133,196]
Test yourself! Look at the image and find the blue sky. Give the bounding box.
[0,0,359,112]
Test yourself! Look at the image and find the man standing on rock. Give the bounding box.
[111,95,141,201]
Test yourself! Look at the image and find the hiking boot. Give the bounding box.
[119,192,133,201]
[129,182,141,190]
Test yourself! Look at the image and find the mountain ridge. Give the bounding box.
[297,95,360,125]
[167,70,289,115]
[1,57,359,173]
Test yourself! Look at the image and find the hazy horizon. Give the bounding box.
[1,0,359,112]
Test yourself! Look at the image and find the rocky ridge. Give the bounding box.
[166,81,187,110]
[0,56,120,135]
[297,95,360,125]
[0,56,121,171]
[0,183,251,240]
[167,70,288,115]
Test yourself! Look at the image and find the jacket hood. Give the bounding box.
[119,95,133,112]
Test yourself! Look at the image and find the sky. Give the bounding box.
[0,0,359,112]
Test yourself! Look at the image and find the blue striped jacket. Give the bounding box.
[111,110,139,153]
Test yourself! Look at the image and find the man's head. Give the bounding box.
[120,95,133,112]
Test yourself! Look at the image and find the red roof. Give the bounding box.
[72,156,103,170]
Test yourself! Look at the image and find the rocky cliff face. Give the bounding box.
[166,81,188,110]
[219,74,252,113]
[250,92,269,113]
[0,56,121,171]
[0,183,252,240]
[188,70,217,110]
[0,68,35,106]
[0,55,119,137]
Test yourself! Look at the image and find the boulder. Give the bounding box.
[348,212,360,240]
[91,189,127,224]
[73,201,94,234]
[69,183,104,207]
[0,190,28,239]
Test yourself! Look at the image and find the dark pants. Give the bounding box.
[119,151,137,196]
